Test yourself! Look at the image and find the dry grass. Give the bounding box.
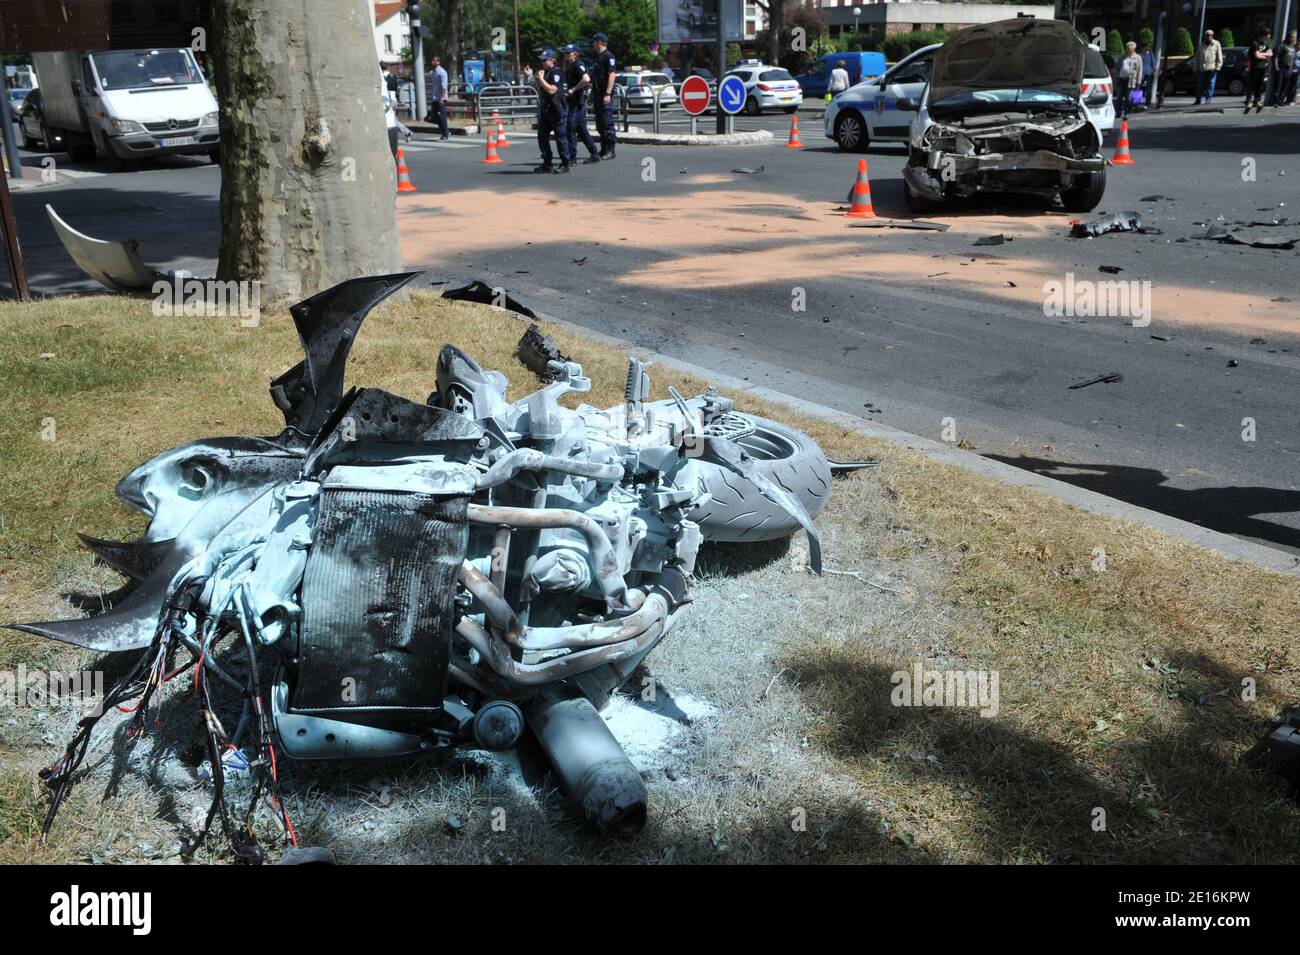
[0,290,1297,864]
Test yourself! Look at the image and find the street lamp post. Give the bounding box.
[853,6,862,36]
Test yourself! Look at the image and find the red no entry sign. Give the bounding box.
[680,75,711,116]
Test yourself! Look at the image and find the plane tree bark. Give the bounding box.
[210,0,402,308]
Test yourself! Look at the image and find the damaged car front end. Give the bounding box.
[901,18,1107,213]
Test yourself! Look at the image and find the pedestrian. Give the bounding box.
[1275,31,1297,106]
[1139,42,1156,106]
[1246,29,1273,110]
[563,44,602,164]
[1193,29,1223,104]
[827,58,850,103]
[534,48,572,173]
[427,55,449,140]
[1115,41,1143,119]
[522,63,534,86]
[591,32,618,159]
[662,63,675,83]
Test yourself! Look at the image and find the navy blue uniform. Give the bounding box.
[591,48,617,153]
[565,58,600,158]
[537,64,573,166]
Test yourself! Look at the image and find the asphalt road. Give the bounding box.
[6,101,1300,554]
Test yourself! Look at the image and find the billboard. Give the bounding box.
[657,0,743,46]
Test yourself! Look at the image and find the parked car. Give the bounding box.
[1083,45,1115,138]
[900,19,1106,214]
[1161,46,1249,97]
[614,71,678,110]
[795,51,887,98]
[724,63,803,114]
[8,87,30,113]
[824,44,940,151]
[17,88,63,151]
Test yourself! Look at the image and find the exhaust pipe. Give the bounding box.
[527,692,647,837]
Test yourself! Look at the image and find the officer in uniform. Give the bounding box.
[563,44,601,164]
[591,32,617,159]
[534,48,573,173]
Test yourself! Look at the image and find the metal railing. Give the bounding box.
[475,83,541,127]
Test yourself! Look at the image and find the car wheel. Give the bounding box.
[903,177,940,213]
[782,105,798,114]
[833,109,869,152]
[20,125,35,150]
[1228,77,1245,96]
[1060,167,1107,213]
[39,124,54,151]
[743,94,760,116]
[208,147,220,164]
[1162,79,1175,96]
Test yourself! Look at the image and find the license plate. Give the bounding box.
[160,136,194,147]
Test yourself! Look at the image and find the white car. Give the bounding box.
[899,19,1107,214]
[824,44,941,151]
[1083,45,1115,139]
[615,72,678,110]
[723,64,803,114]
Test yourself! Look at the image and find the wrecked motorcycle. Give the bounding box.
[16,272,837,853]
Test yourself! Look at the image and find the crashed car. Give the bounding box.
[900,18,1107,214]
[15,272,842,854]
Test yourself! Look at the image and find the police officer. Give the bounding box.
[534,48,573,173]
[590,32,617,159]
[563,44,601,164]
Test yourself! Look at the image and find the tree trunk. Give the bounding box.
[438,0,461,81]
[211,0,402,308]
[766,0,785,66]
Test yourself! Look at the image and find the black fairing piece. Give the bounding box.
[270,271,423,439]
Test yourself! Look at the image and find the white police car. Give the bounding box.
[824,44,941,151]
[724,61,803,114]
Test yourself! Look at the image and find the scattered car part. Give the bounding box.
[516,322,570,381]
[849,220,951,232]
[46,204,172,292]
[17,271,845,850]
[1070,211,1142,238]
[439,279,538,319]
[1068,371,1123,389]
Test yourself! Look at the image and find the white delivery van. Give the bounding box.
[32,48,219,166]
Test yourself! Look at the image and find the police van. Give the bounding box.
[823,44,940,151]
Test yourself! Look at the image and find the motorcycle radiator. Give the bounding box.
[290,487,468,716]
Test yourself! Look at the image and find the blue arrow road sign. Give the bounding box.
[718,75,746,115]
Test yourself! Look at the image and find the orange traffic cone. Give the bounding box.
[481,126,503,165]
[1111,120,1135,165]
[785,113,804,149]
[493,111,510,148]
[845,158,876,219]
[395,147,417,192]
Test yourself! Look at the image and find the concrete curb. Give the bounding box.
[521,310,1300,578]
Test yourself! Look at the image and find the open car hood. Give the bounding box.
[928,18,1085,106]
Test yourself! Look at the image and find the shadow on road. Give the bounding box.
[1126,120,1300,155]
[987,453,1300,552]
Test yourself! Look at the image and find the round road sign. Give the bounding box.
[717,74,747,115]
[680,74,711,116]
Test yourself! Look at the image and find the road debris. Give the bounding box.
[1069,372,1124,389]
[1098,265,1124,274]
[515,322,571,381]
[1069,211,1143,238]
[973,234,1010,246]
[440,279,538,318]
[731,165,765,175]
[851,219,951,232]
